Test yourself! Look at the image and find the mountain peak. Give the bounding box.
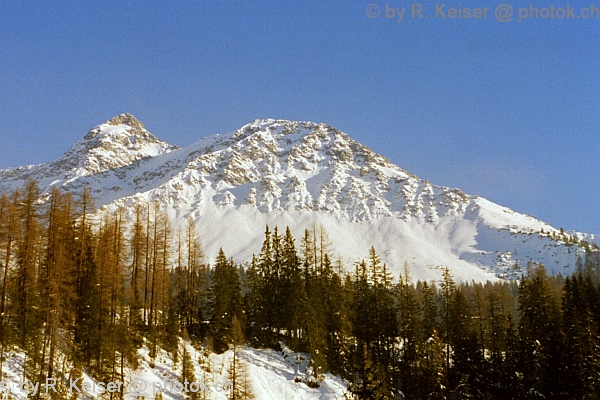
[84,113,149,141]
[0,116,594,282]
[60,114,177,177]
[0,114,178,192]
[107,113,145,128]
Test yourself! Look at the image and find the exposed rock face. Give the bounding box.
[0,115,594,282]
[75,113,178,175]
[84,113,148,139]
[0,113,178,187]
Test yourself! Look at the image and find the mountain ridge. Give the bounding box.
[0,114,595,282]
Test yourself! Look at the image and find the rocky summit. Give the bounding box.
[0,115,596,282]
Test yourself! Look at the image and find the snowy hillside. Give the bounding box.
[0,342,346,400]
[0,114,595,282]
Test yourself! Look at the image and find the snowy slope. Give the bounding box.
[0,342,346,400]
[0,115,595,282]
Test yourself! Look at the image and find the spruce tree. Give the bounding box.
[256,226,276,345]
[419,280,438,342]
[517,265,563,398]
[346,343,391,400]
[438,267,456,387]
[304,253,329,382]
[323,264,351,376]
[396,271,422,397]
[280,227,304,351]
[244,254,262,345]
[561,275,600,398]
[448,287,486,396]
[209,249,242,354]
[74,236,101,367]
[420,327,446,400]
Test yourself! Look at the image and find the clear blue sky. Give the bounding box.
[1,1,598,233]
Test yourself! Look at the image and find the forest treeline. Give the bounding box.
[1,181,600,400]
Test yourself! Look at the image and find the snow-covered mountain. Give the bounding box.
[0,114,594,282]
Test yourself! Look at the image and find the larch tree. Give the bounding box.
[38,188,77,383]
[129,203,147,329]
[227,316,254,400]
[0,192,19,375]
[13,180,43,379]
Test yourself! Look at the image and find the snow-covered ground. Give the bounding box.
[0,341,346,400]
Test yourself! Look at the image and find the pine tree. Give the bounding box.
[163,288,180,362]
[68,188,99,376]
[300,228,315,279]
[347,253,396,397]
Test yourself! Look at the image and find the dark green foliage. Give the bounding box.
[208,248,242,354]
[517,265,564,398]
[396,272,422,397]
[180,329,199,400]
[250,226,278,346]
[74,243,101,365]
[560,275,600,398]
[346,343,392,400]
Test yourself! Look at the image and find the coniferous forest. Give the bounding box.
[1,181,600,399]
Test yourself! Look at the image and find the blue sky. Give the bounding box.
[1,1,598,233]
